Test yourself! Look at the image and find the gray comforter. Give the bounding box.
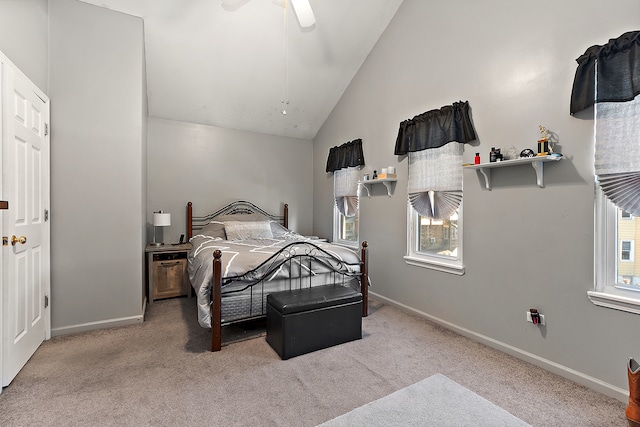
[188,231,362,328]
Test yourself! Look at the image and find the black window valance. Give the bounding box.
[326,139,365,173]
[570,30,640,115]
[394,101,477,155]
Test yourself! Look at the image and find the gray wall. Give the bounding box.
[49,0,146,333]
[313,0,640,399]
[141,44,148,306]
[0,0,48,91]
[147,117,313,241]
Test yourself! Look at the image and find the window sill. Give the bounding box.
[587,290,640,315]
[403,255,465,275]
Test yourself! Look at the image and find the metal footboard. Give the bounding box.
[210,241,369,351]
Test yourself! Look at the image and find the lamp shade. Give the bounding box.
[153,212,171,227]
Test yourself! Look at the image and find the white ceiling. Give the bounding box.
[77,0,404,140]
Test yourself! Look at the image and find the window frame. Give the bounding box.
[403,201,464,275]
[332,204,359,249]
[588,186,640,314]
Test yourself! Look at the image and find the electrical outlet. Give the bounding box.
[526,311,546,325]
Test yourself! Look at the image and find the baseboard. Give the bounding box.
[51,311,144,337]
[369,291,628,403]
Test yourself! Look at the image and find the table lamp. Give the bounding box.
[151,211,171,246]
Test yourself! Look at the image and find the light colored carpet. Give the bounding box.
[0,297,628,426]
[320,373,531,427]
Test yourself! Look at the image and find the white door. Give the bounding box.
[1,56,50,387]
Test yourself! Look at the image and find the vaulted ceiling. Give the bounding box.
[77,0,404,139]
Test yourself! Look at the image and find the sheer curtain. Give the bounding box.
[334,167,360,217]
[326,139,365,217]
[408,143,463,220]
[571,31,640,215]
[595,96,640,214]
[395,101,476,220]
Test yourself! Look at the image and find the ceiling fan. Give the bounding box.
[288,0,315,28]
[221,0,316,28]
[221,0,316,115]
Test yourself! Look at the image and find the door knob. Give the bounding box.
[11,235,27,246]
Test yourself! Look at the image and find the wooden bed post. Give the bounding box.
[361,241,368,317]
[211,250,222,352]
[283,203,289,229]
[187,201,193,240]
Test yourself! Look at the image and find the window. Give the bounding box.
[394,102,473,276]
[404,203,464,275]
[333,206,358,247]
[573,31,640,314]
[620,240,634,262]
[589,189,640,314]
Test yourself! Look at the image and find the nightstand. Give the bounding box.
[145,243,192,304]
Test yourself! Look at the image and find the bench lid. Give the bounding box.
[267,284,362,315]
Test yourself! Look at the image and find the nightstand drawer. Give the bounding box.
[153,252,187,262]
[151,257,188,300]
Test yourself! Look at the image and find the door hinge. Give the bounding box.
[44,295,49,308]
[44,209,49,221]
[2,236,7,246]
[44,123,49,136]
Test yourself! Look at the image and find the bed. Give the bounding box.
[186,200,369,352]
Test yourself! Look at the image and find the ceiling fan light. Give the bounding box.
[290,0,316,28]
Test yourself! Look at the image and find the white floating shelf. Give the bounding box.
[358,178,397,197]
[464,155,562,190]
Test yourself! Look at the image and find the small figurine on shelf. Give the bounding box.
[537,125,552,156]
[489,147,503,162]
[372,170,378,179]
[520,148,536,158]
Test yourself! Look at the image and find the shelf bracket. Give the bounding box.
[358,182,371,198]
[381,181,394,197]
[477,168,491,190]
[531,161,544,188]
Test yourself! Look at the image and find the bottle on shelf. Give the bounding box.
[474,153,480,164]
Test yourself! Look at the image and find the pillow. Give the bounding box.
[270,221,290,237]
[224,221,274,240]
[198,221,227,239]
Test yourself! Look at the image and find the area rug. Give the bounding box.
[318,374,532,427]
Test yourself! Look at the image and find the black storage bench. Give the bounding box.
[266,284,362,360]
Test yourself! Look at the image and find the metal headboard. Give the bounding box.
[187,200,288,239]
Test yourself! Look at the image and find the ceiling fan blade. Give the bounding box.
[290,0,315,28]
